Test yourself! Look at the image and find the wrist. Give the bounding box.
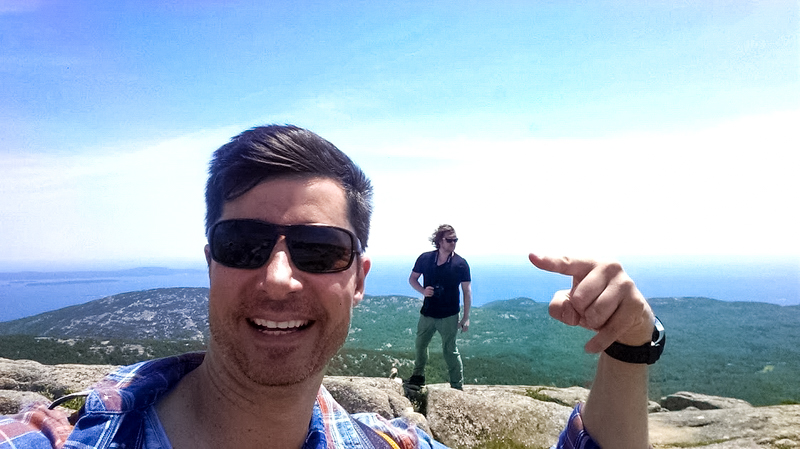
[616,312,657,346]
[604,317,665,365]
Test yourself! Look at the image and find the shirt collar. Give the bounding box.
[303,390,327,448]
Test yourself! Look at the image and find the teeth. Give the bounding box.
[252,318,307,330]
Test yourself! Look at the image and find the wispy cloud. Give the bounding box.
[0,126,237,265]
[1,111,797,267]
[0,0,44,14]
[359,110,800,258]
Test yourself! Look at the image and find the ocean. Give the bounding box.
[1,255,798,322]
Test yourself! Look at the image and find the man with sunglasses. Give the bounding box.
[408,224,472,391]
[1,125,660,449]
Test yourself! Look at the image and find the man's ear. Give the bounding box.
[204,244,212,268]
[352,255,371,307]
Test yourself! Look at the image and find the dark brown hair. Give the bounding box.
[205,125,373,249]
[429,224,456,249]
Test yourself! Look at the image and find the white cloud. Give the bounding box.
[0,126,238,266]
[1,111,797,269]
[0,0,43,14]
[360,110,800,258]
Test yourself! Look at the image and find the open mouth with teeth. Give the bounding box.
[249,318,312,334]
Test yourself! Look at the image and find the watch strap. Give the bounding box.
[604,316,665,365]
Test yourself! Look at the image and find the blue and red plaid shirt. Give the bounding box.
[0,353,597,448]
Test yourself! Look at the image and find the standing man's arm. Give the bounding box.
[409,271,434,297]
[459,281,471,332]
[529,253,654,449]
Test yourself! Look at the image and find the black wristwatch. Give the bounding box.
[604,317,665,365]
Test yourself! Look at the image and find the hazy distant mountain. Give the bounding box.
[0,267,206,282]
[0,287,209,341]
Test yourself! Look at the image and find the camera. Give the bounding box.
[432,285,445,298]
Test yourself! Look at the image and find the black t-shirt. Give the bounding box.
[412,250,471,319]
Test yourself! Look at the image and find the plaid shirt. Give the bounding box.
[552,405,601,449]
[0,353,596,448]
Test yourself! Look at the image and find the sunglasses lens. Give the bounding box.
[287,226,355,273]
[210,220,277,269]
[210,220,358,273]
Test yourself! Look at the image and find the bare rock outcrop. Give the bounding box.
[425,384,571,449]
[0,358,117,411]
[649,405,800,448]
[323,376,430,434]
[0,390,52,415]
[2,358,799,448]
[660,390,754,411]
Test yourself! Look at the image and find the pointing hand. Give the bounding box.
[528,253,655,354]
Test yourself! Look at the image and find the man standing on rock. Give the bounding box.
[408,224,472,390]
[0,124,662,449]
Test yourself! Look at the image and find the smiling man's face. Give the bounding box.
[204,176,369,386]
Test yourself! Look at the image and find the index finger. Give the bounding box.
[528,253,597,278]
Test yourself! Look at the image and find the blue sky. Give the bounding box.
[1,0,798,270]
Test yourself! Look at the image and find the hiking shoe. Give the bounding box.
[407,374,425,387]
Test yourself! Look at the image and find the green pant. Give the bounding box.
[413,313,463,388]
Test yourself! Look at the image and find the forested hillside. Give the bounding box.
[1,290,798,405]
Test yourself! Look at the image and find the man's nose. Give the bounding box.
[256,238,303,295]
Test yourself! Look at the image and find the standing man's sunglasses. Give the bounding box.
[445,238,458,243]
[208,219,363,273]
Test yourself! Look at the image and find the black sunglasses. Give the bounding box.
[445,238,458,243]
[209,219,363,273]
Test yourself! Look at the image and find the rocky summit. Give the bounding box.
[1,358,798,448]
